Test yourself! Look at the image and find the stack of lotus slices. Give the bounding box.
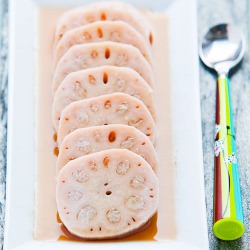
[52,1,159,240]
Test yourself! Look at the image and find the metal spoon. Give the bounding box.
[200,24,245,241]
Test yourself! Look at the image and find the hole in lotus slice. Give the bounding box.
[105,48,110,59]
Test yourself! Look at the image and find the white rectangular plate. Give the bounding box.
[4,0,209,249]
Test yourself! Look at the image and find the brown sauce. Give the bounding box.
[53,133,57,142]
[56,211,62,223]
[53,146,59,157]
[57,213,157,242]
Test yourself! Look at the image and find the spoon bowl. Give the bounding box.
[199,23,245,241]
[200,23,245,74]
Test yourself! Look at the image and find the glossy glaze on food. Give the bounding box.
[56,124,158,173]
[57,93,156,145]
[56,149,159,239]
[52,66,156,129]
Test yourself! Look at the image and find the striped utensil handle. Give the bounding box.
[213,74,244,240]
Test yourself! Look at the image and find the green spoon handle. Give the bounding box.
[213,74,244,240]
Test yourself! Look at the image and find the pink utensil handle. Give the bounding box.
[213,74,244,240]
